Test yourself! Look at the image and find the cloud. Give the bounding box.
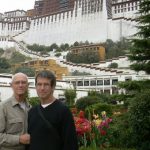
[0,0,35,13]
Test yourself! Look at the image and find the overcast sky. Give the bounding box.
[0,0,35,13]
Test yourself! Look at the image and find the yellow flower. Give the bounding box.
[94,119,102,126]
[101,111,106,116]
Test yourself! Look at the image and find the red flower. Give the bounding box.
[74,117,91,135]
[71,108,77,115]
[100,129,107,136]
[73,110,91,136]
[78,110,85,118]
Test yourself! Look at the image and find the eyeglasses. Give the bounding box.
[13,81,28,85]
[36,83,51,88]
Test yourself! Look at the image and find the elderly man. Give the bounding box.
[0,72,30,150]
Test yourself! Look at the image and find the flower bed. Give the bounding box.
[71,108,112,149]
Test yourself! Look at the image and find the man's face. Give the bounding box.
[11,75,28,96]
[36,77,54,100]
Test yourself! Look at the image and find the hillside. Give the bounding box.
[1,48,16,59]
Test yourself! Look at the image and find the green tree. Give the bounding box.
[118,80,150,98]
[80,50,100,63]
[129,90,150,150]
[108,62,118,68]
[49,43,59,51]
[0,48,4,56]
[76,96,100,111]
[73,41,79,46]
[27,44,49,53]
[14,66,35,77]
[71,70,91,76]
[104,38,128,59]
[64,89,76,106]
[129,0,150,74]
[28,97,40,106]
[66,50,100,64]
[55,52,61,57]
[60,43,69,51]
[9,52,29,64]
[0,58,11,69]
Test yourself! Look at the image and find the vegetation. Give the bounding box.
[103,38,130,59]
[86,103,113,116]
[66,38,130,64]
[76,96,100,111]
[9,51,31,64]
[27,43,70,54]
[108,63,118,68]
[129,89,150,150]
[55,52,61,57]
[128,0,150,74]
[0,58,11,69]
[0,48,4,56]
[71,70,91,76]
[0,38,131,73]
[64,89,76,106]
[60,43,69,51]
[27,77,149,150]
[66,50,100,64]
[0,57,11,73]
[1,2,148,150]
[0,50,31,74]
[28,97,40,106]
[118,80,150,96]
[27,44,50,53]
[14,66,35,77]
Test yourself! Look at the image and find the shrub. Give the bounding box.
[28,97,40,106]
[128,90,150,150]
[109,113,135,148]
[76,96,100,111]
[108,62,118,68]
[64,89,76,106]
[14,66,35,77]
[86,103,113,117]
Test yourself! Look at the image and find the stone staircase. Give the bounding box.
[11,37,48,59]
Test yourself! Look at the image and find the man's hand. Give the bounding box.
[19,133,30,144]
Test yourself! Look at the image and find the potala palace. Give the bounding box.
[0,0,139,48]
[0,0,150,100]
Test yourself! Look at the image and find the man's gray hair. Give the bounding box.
[12,72,28,83]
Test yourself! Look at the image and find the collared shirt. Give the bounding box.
[0,95,31,150]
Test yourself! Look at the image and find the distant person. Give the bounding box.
[27,70,78,150]
[0,73,31,150]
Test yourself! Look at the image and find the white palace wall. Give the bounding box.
[0,37,14,49]
[0,0,138,47]
[23,9,108,45]
[15,0,136,46]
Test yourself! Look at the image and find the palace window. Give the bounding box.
[84,81,89,86]
[125,77,132,81]
[71,81,76,87]
[112,79,118,85]
[97,80,103,85]
[90,80,96,86]
[104,79,110,85]
[77,81,83,86]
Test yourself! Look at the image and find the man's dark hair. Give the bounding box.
[35,70,56,87]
